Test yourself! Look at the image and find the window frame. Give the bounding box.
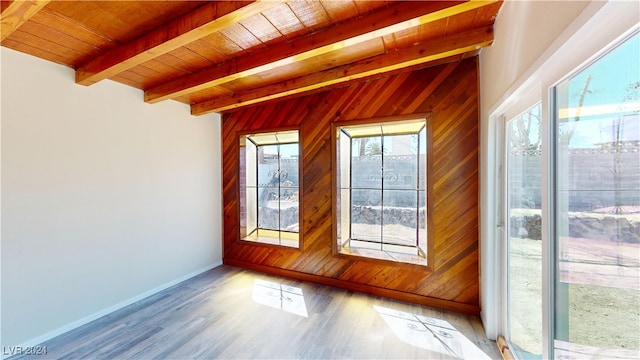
[238,128,302,250]
[331,113,433,267]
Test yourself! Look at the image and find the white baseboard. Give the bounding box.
[2,261,222,359]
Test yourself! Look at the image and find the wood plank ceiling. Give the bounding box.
[1,0,502,115]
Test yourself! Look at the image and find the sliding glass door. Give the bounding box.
[506,104,543,359]
[552,31,639,359]
[502,29,639,360]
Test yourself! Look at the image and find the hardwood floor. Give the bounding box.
[10,266,500,359]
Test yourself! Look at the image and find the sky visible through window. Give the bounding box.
[561,32,639,148]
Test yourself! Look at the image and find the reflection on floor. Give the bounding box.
[7,265,499,359]
[252,279,308,317]
[375,305,491,359]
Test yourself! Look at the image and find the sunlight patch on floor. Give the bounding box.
[252,279,308,317]
[374,305,490,359]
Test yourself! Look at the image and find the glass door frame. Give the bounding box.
[499,98,552,359]
[488,3,638,358]
[549,28,639,358]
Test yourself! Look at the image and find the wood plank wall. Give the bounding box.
[222,57,480,315]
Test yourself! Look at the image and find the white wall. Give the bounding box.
[1,47,222,348]
[479,1,591,115]
[478,0,639,340]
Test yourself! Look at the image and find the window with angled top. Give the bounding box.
[239,130,299,248]
[335,117,429,265]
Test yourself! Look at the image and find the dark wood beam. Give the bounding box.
[191,25,494,115]
[75,1,281,86]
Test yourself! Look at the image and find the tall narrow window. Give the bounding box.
[506,103,543,358]
[335,118,428,265]
[240,131,299,248]
[553,31,639,359]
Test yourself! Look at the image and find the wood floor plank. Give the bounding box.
[9,265,499,360]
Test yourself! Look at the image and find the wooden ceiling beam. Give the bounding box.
[75,0,281,86]
[145,1,498,104]
[191,25,494,115]
[1,0,50,42]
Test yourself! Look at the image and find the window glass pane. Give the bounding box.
[240,146,247,237]
[258,186,279,231]
[506,103,543,358]
[418,190,427,251]
[338,188,350,245]
[338,130,352,245]
[382,189,417,247]
[245,140,258,235]
[338,130,351,189]
[352,136,383,189]
[249,133,278,145]
[343,124,383,138]
[279,187,298,232]
[258,145,280,186]
[279,143,299,167]
[383,134,417,190]
[275,131,298,144]
[247,130,298,146]
[418,127,427,190]
[246,186,257,234]
[342,120,425,137]
[279,142,299,233]
[257,144,280,231]
[554,32,639,359]
[351,189,382,242]
[246,139,257,187]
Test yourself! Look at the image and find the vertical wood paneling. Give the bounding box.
[222,57,481,314]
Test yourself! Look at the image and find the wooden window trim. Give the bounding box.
[237,127,303,250]
[331,113,434,269]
